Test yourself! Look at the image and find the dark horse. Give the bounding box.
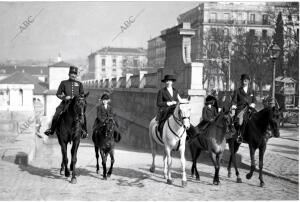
[227,106,280,187]
[187,109,235,185]
[92,117,121,180]
[56,93,89,184]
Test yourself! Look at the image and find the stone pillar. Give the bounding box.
[161,22,206,125]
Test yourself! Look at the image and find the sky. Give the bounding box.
[0,1,200,61]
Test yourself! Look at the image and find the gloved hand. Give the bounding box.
[250,103,256,108]
[65,96,72,100]
[166,101,173,106]
[231,105,237,110]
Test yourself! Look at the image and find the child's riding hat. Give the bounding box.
[240,74,250,81]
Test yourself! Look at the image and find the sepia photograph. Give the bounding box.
[0,0,298,200]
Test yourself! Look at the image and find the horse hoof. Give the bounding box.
[182,181,187,187]
[213,181,219,185]
[60,170,63,175]
[246,173,252,180]
[196,176,200,181]
[237,177,242,183]
[107,173,111,178]
[260,182,265,187]
[70,177,77,184]
[149,167,155,173]
[228,172,232,178]
[65,171,70,178]
[103,177,107,180]
[96,170,99,174]
[167,179,173,185]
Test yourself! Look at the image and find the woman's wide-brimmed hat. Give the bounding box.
[240,74,250,81]
[205,95,216,105]
[161,74,176,82]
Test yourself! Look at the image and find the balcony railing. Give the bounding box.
[208,19,271,25]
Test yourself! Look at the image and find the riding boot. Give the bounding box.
[81,115,88,139]
[44,114,60,136]
[237,125,243,143]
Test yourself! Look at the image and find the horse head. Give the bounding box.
[268,106,281,138]
[174,96,191,130]
[72,92,89,124]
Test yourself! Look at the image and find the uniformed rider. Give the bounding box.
[44,66,88,137]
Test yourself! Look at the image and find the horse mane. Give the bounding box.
[249,107,272,134]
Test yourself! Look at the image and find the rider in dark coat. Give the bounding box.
[44,66,88,137]
[93,93,114,130]
[156,74,184,135]
[232,73,256,143]
[197,97,218,131]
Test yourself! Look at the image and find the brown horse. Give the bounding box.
[92,117,121,180]
[187,110,235,185]
[227,106,280,187]
[56,93,89,184]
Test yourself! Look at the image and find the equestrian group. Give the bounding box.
[45,66,280,187]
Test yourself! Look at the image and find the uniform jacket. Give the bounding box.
[232,87,256,111]
[156,87,179,111]
[202,105,218,122]
[97,104,114,124]
[56,79,84,100]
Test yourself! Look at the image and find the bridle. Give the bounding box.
[168,103,190,139]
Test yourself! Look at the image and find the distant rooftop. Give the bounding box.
[0,71,48,94]
[0,65,48,75]
[276,76,297,83]
[89,47,147,57]
[48,61,74,67]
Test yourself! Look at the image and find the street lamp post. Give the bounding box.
[269,42,281,106]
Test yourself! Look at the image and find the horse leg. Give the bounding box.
[210,152,219,185]
[60,160,64,175]
[227,140,233,178]
[194,148,201,181]
[229,140,242,183]
[70,139,80,184]
[95,146,100,174]
[100,150,108,180]
[165,146,173,185]
[163,151,168,179]
[246,146,256,180]
[61,142,70,177]
[107,149,115,177]
[179,142,187,187]
[258,145,266,187]
[149,129,156,173]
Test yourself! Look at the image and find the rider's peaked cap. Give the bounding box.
[240,74,250,81]
[161,74,176,82]
[100,93,110,100]
[69,66,79,75]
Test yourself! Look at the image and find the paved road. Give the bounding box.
[0,137,298,200]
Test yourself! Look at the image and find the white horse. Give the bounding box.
[148,98,191,187]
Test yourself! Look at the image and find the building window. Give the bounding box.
[102,68,105,72]
[224,13,230,22]
[112,68,116,72]
[112,58,116,67]
[102,59,106,66]
[262,14,269,25]
[123,59,127,67]
[224,28,229,36]
[250,14,255,24]
[249,29,255,36]
[210,13,217,22]
[133,59,138,67]
[262,29,267,38]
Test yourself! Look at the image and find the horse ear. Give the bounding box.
[84,92,90,98]
[187,96,191,101]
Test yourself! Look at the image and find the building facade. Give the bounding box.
[87,47,147,80]
[0,65,48,82]
[147,36,166,68]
